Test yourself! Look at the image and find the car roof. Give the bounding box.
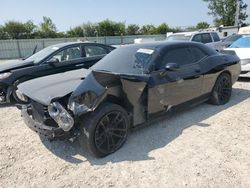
[120,41,204,50]
[118,41,218,56]
[51,42,109,48]
[170,31,217,37]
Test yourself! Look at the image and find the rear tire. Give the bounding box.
[209,73,232,105]
[78,103,129,158]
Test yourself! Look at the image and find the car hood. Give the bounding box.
[17,68,91,105]
[225,48,250,59]
[0,59,34,73]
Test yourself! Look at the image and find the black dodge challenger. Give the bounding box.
[0,42,115,104]
[17,42,241,157]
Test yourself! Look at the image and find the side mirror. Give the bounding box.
[47,57,59,65]
[165,63,180,71]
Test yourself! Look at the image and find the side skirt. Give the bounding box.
[131,93,211,131]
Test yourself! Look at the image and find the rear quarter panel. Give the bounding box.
[200,54,240,95]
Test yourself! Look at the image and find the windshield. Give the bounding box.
[25,45,59,63]
[223,35,242,43]
[166,34,191,41]
[92,46,155,75]
[229,37,250,48]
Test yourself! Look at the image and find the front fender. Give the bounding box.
[68,73,107,116]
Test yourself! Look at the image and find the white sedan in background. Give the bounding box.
[225,36,250,75]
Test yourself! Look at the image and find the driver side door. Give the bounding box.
[44,44,85,73]
[32,45,84,77]
[147,46,205,117]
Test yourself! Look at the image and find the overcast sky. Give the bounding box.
[1,0,250,31]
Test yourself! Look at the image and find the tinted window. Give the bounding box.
[190,47,207,62]
[201,33,213,43]
[26,45,58,64]
[50,46,81,62]
[223,35,242,42]
[192,34,202,43]
[85,46,108,57]
[166,34,191,41]
[92,47,155,74]
[211,33,220,42]
[160,47,195,68]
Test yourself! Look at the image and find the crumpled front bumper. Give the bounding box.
[21,108,72,141]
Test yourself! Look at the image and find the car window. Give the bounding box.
[50,46,81,62]
[223,35,242,42]
[211,33,220,42]
[190,47,208,62]
[201,33,213,43]
[229,37,250,48]
[166,34,191,41]
[92,47,155,75]
[192,34,202,43]
[26,45,59,64]
[160,47,196,69]
[85,46,108,57]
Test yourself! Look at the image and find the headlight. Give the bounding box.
[15,90,28,102]
[68,91,99,115]
[0,72,12,80]
[241,59,250,65]
[48,102,74,132]
[68,101,90,114]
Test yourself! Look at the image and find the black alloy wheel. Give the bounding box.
[210,73,232,105]
[79,103,129,157]
[94,111,128,154]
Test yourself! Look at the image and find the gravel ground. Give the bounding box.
[0,79,250,188]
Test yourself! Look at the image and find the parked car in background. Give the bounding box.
[220,34,248,49]
[0,42,115,104]
[166,31,222,51]
[17,41,240,157]
[224,36,250,75]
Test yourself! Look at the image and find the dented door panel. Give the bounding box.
[148,63,203,116]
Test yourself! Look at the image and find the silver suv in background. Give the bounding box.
[167,31,222,51]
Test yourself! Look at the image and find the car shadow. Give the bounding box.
[40,87,250,165]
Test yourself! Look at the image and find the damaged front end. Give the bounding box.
[20,70,149,141]
[48,102,74,132]
[16,68,93,140]
[19,72,108,140]
[67,73,107,117]
[21,100,76,140]
[67,71,149,126]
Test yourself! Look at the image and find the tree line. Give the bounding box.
[0,17,186,40]
[0,17,214,40]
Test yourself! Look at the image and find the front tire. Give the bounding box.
[209,73,232,105]
[78,103,129,158]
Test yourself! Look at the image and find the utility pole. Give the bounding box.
[235,0,240,26]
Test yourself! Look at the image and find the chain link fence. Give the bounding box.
[0,34,166,59]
